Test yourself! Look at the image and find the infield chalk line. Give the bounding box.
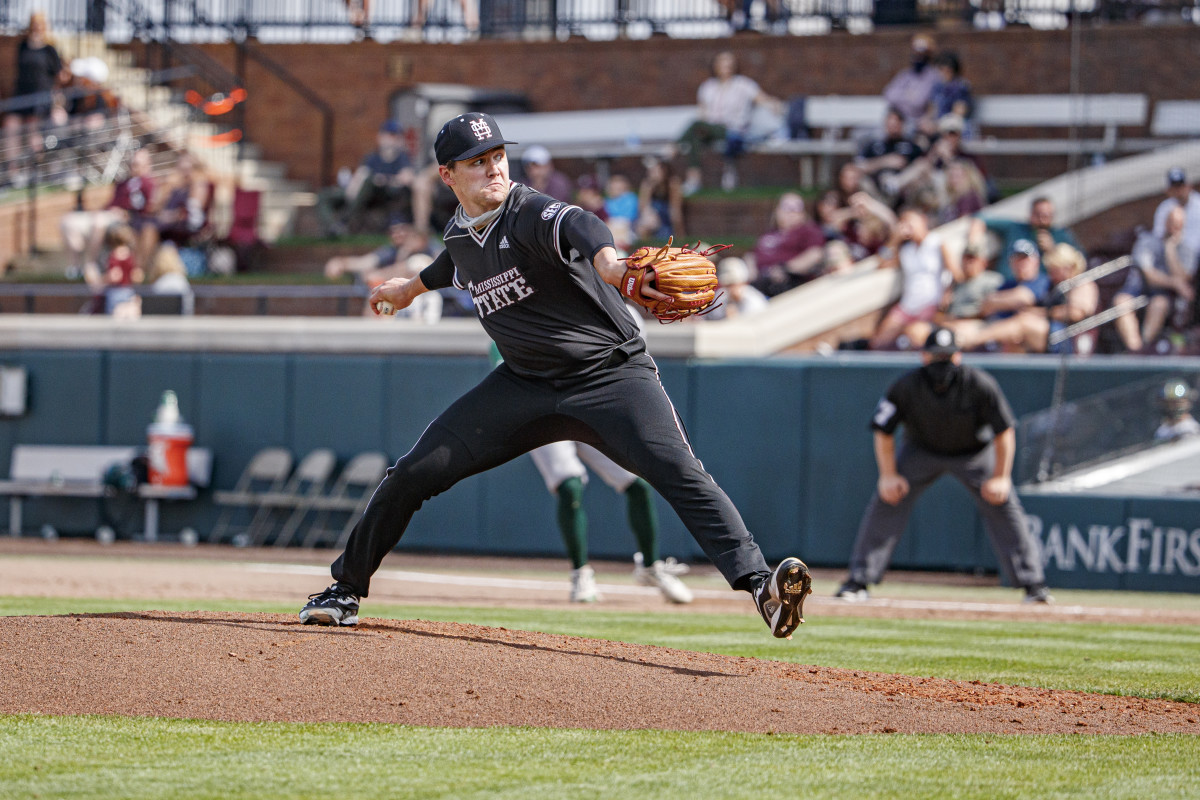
[239,562,1149,617]
[239,562,731,599]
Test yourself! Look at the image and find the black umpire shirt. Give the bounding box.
[869,363,1017,457]
[420,182,640,381]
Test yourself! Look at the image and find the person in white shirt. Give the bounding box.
[709,257,768,320]
[870,207,962,350]
[676,50,782,195]
[1153,167,1200,277]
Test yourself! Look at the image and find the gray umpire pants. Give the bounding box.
[847,442,1045,589]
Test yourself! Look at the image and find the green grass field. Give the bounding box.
[3,594,1199,799]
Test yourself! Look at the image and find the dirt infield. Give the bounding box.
[2,540,1199,735]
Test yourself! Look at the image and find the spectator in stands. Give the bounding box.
[3,12,70,184]
[60,147,156,277]
[1113,208,1195,354]
[150,152,210,253]
[676,50,783,195]
[835,161,883,206]
[750,192,827,297]
[574,175,609,222]
[957,243,1096,354]
[604,173,639,252]
[928,51,974,135]
[870,207,961,351]
[887,115,986,223]
[81,224,143,317]
[519,145,572,203]
[63,57,118,137]
[318,119,415,238]
[823,239,858,276]
[966,195,1081,281]
[148,242,196,315]
[882,33,942,133]
[325,216,434,283]
[413,0,479,34]
[856,107,924,208]
[708,256,769,321]
[828,190,898,262]
[636,156,685,242]
[946,238,1049,346]
[1153,167,1200,278]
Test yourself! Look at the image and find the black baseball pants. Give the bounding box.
[332,353,770,596]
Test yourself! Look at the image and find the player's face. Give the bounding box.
[441,146,510,216]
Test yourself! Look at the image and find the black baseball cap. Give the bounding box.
[923,327,960,355]
[434,112,517,166]
[1167,166,1188,186]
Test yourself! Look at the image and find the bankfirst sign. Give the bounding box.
[1023,496,1200,592]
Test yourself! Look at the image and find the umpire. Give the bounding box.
[835,327,1053,604]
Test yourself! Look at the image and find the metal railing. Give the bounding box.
[4,0,1200,41]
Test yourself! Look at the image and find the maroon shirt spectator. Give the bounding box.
[752,193,827,297]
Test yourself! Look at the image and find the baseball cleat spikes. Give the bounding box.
[754,557,813,639]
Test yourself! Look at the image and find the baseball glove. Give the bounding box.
[619,238,731,323]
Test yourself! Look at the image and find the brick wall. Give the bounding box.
[169,24,1200,189]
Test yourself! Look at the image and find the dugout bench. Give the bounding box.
[0,444,212,541]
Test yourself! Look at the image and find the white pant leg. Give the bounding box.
[529,441,588,493]
[576,443,638,493]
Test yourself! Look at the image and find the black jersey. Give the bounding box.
[420,182,641,380]
[869,363,1016,456]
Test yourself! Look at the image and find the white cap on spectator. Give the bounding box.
[717,257,751,285]
[522,145,552,166]
[71,56,109,84]
[937,114,964,134]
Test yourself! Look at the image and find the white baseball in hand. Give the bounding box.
[376,300,396,316]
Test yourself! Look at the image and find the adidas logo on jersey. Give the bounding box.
[499,236,510,249]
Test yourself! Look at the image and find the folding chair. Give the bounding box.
[208,447,292,544]
[300,451,389,549]
[251,447,338,548]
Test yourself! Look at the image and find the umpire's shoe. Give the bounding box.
[754,558,813,639]
[299,582,360,626]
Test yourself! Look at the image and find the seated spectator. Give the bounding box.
[150,152,210,251]
[882,34,942,133]
[604,174,639,252]
[708,256,768,321]
[946,238,1049,345]
[944,240,1005,320]
[869,207,961,350]
[147,242,195,315]
[82,224,143,317]
[928,51,974,136]
[856,107,924,207]
[676,50,783,195]
[60,147,156,277]
[519,145,572,202]
[574,175,609,222]
[63,57,118,138]
[1153,167,1200,279]
[325,217,433,282]
[750,192,827,297]
[888,116,987,223]
[967,195,1082,281]
[317,119,414,238]
[841,191,898,262]
[1113,208,1196,354]
[957,244,1096,354]
[636,157,685,242]
[822,239,858,276]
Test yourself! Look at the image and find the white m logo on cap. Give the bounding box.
[470,119,493,140]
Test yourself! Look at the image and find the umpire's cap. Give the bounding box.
[923,327,960,356]
[435,112,517,166]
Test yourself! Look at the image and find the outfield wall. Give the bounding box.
[1,344,1198,592]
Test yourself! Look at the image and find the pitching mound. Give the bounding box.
[3,610,1197,735]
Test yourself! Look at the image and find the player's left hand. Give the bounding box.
[981,476,1012,505]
